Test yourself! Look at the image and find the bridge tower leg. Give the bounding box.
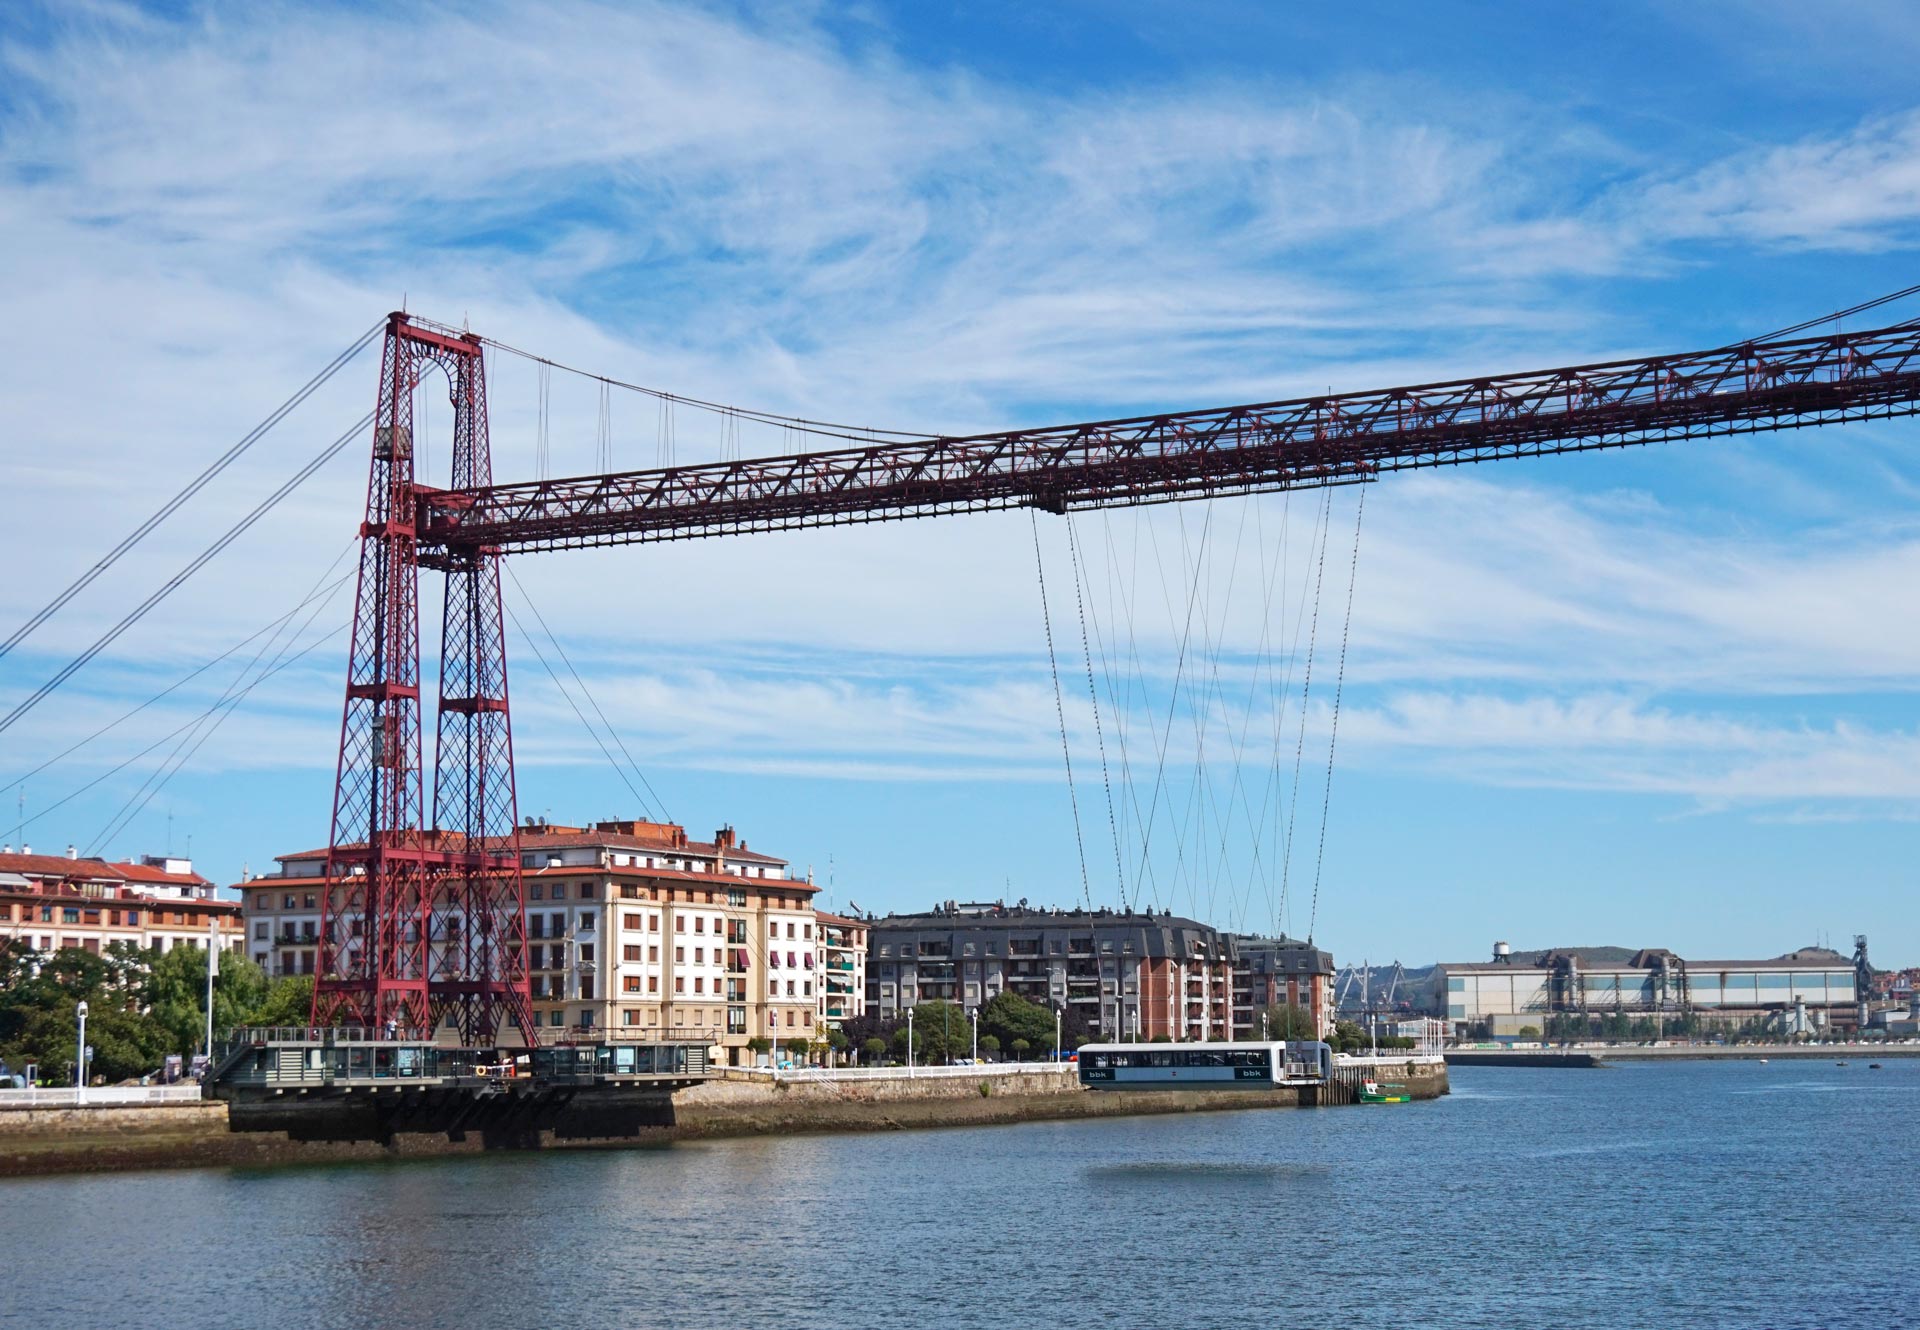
[313,313,536,1047]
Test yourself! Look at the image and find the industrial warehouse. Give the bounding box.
[1434,941,1871,1038]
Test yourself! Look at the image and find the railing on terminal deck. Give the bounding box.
[210,1027,714,1089]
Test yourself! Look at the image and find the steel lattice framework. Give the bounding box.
[314,315,533,1045]
[318,310,1920,1048]
[419,319,1920,553]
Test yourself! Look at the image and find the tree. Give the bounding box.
[1517,1025,1541,1040]
[980,991,1055,1053]
[979,1033,1001,1060]
[906,1001,971,1064]
[247,976,314,1028]
[746,1036,771,1055]
[1262,1003,1317,1040]
[144,945,268,1058]
[782,1037,810,1062]
[1010,1037,1031,1061]
[825,1029,849,1052]
[861,1037,886,1064]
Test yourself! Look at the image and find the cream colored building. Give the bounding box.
[0,849,243,957]
[242,819,822,1064]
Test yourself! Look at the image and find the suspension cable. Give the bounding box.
[0,410,373,737]
[0,321,380,664]
[1279,488,1333,936]
[1031,511,1092,910]
[503,560,675,821]
[1065,515,1126,911]
[1308,488,1366,944]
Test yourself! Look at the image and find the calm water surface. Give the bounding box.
[1,1059,1914,1329]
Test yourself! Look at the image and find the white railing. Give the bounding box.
[0,1085,206,1109]
[740,1062,1074,1084]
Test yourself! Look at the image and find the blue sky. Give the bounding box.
[2,1,1919,967]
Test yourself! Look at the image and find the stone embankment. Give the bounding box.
[0,1058,1447,1179]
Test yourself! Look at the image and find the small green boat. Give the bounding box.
[1357,1078,1409,1104]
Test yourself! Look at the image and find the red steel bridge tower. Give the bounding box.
[311,306,1920,1048]
[313,314,533,1046]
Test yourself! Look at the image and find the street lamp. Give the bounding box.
[75,1000,88,1104]
[906,1006,915,1079]
[1054,1006,1062,1063]
[970,1007,978,1064]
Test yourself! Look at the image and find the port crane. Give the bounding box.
[315,308,1920,1046]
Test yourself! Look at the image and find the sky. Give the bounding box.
[2,0,1919,968]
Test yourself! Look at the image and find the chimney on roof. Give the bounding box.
[67,844,77,859]
[715,825,736,850]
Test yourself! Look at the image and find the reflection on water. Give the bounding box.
[0,1058,1913,1330]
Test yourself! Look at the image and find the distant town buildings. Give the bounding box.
[862,903,1333,1040]
[1434,941,1866,1036]
[0,847,242,956]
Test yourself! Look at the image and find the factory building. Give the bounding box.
[1435,941,1863,1036]
[863,904,1332,1041]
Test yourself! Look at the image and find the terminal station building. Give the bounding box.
[1435,942,1864,1035]
[239,819,865,1065]
[862,903,1334,1040]
[0,847,243,956]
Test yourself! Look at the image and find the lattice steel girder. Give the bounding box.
[417,320,1920,555]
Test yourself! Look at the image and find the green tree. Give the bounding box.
[825,1029,849,1053]
[1010,1037,1031,1061]
[143,945,268,1058]
[246,976,314,1028]
[979,991,1054,1053]
[746,1036,771,1055]
[905,1001,971,1064]
[1517,1024,1541,1040]
[978,1033,1001,1060]
[782,1037,810,1061]
[1262,1003,1317,1040]
[861,1036,886,1064]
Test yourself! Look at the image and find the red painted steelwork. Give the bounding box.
[314,313,535,1046]
[419,320,1920,554]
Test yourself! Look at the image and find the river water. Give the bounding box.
[1,1059,1913,1329]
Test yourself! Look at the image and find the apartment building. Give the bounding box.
[815,910,867,1031]
[0,848,243,956]
[864,904,1239,1041]
[1227,934,1336,1039]
[240,818,819,1064]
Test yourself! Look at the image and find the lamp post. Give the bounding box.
[204,917,219,1061]
[75,1000,88,1104]
[1054,1006,1062,1063]
[907,1006,915,1079]
[970,1008,978,1064]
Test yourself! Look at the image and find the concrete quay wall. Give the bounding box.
[0,1059,1447,1179]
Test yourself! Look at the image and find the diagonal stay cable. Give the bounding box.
[1,551,355,797]
[14,621,346,838]
[504,564,672,824]
[84,549,352,856]
[502,597,662,824]
[0,321,380,663]
[0,409,373,737]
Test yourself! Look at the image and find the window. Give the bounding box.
[254,893,270,911]
[803,925,813,941]
[694,947,704,964]
[786,922,796,939]
[254,922,268,940]
[624,913,642,931]
[786,1010,795,1027]
[694,977,705,994]
[786,980,795,997]
[578,914,595,933]
[770,922,779,938]
[549,1010,563,1027]
[648,945,659,963]
[675,946,685,963]
[695,917,705,934]
[787,951,796,968]
[624,945,642,962]
[649,975,659,993]
[283,894,296,909]
[578,943,594,964]
[303,894,316,909]
[62,908,79,924]
[804,981,812,996]
[770,952,781,969]
[650,915,660,932]
[676,916,685,933]
[623,1009,639,1026]
[624,976,643,993]
[675,977,685,993]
